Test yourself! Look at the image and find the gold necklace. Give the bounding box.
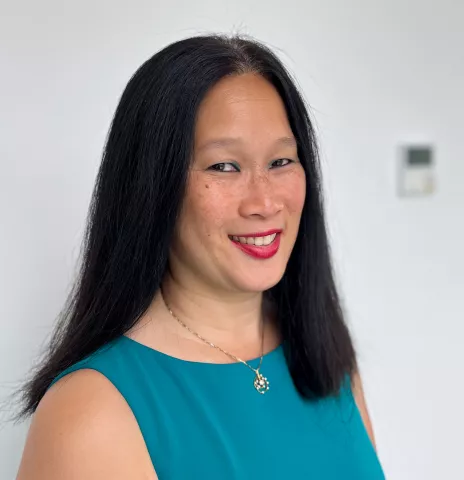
[160,291,270,394]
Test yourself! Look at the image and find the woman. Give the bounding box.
[16,34,385,479]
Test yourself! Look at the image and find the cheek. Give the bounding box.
[283,169,306,215]
[179,178,233,237]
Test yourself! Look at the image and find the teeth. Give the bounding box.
[230,233,278,246]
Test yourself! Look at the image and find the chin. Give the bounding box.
[231,268,285,293]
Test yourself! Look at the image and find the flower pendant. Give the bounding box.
[253,372,270,394]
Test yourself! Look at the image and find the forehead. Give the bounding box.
[194,74,294,150]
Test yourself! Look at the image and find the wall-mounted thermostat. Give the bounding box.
[397,145,435,197]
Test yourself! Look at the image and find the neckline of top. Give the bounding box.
[119,334,283,367]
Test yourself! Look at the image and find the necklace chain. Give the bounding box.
[160,290,270,394]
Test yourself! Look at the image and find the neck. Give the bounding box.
[158,271,271,351]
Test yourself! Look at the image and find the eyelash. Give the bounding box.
[208,158,293,172]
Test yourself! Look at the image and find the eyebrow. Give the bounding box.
[197,136,298,152]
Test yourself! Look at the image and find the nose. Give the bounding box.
[238,170,283,219]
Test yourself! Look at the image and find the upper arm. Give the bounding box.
[17,369,157,480]
[351,370,377,451]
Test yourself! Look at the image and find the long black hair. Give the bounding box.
[15,33,357,419]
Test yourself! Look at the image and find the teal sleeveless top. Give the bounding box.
[50,335,385,479]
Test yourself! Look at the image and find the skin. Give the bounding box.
[141,72,306,361]
[17,74,377,479]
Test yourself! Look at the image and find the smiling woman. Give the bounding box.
[15,34,385,479]
[172,73,306,294]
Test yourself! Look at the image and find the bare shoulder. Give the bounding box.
[351,370,377,451]
[17,369,157,480]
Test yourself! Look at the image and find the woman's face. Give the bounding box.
[169,73,306,294]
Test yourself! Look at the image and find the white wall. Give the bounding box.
[1,1,463,478]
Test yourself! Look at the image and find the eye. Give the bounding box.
[270,158,293,168]
[207,162,240,172]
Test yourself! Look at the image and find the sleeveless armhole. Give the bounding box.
[46,342,156,469]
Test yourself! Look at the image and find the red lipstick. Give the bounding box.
[229,230,282,259]
[231,229,281,238]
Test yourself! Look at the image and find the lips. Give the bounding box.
[228,229,282,259]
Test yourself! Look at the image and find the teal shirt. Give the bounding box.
[50,335,385,479]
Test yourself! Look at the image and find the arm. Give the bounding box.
[16,369,158,480]
[351,370,378,451]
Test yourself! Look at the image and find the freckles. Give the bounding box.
[196,197,227,229]
[187,175,235,233]
[284,171,306,214]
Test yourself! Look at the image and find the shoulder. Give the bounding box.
[350,370,377,451]
[17,369,157,479]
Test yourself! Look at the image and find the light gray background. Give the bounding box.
[1,1,463,478]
